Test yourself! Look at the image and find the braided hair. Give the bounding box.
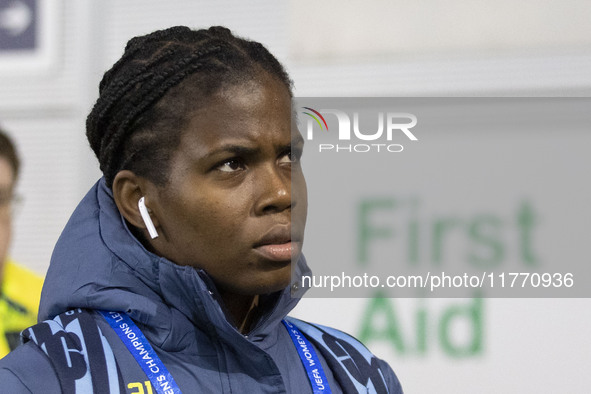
[86,26,292,187]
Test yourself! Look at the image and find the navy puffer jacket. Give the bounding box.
[0,179,403,393]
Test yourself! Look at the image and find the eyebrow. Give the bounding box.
[196,144,259,164]
[212,145,260,157]
[201,135,304,161]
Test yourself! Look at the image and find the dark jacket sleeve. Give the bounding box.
[0,341,62,393]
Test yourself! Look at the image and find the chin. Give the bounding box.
[240,269,293,296]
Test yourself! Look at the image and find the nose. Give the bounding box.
[254,164,292,215]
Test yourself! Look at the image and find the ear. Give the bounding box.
[112,170,160,233]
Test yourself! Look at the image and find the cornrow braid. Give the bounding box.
[94,46,222,182]
[86,26,292,187]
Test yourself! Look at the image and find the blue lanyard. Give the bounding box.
[100,311,330,394]
[282,319,332,393]
[99,310,182,394]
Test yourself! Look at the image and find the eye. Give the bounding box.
[217,158,245,173]
[278,148,302,165]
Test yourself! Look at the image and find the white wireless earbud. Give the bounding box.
[138,196,159,239]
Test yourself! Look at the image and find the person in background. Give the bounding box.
[0,129,43,357]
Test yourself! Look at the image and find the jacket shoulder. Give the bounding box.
[18,308,125,393]
[0,340,62,393]
[286,317,403,394]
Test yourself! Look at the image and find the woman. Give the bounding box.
[0,26,402,393]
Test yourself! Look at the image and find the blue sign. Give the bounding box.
[0,0,36,51]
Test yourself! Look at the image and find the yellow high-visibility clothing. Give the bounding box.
[0,260,43,357]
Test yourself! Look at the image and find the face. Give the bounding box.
[148,73,307,296]
[0,157,15,284]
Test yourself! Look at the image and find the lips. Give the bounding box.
[254,225,302,262]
